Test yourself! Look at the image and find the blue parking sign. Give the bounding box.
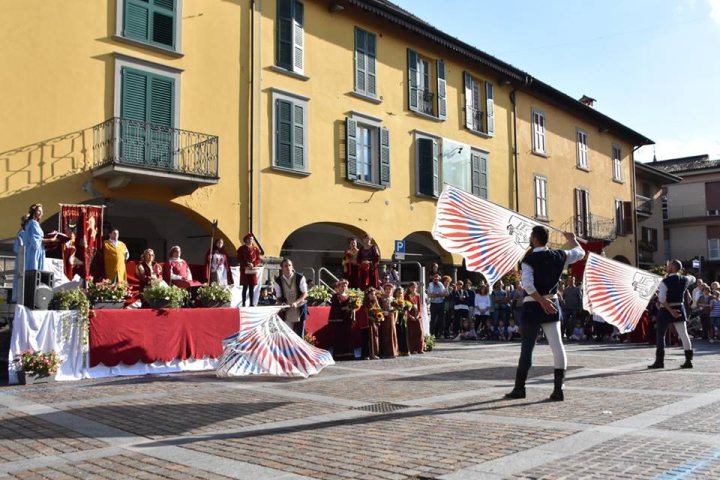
[394,240,405,260]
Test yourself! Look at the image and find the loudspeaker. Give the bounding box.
[24,270,54,310]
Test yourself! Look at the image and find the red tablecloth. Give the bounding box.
[89,308,240,367]
[89,306,337,368]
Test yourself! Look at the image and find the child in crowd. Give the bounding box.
[497,319,508,341]
[507,318,520,340]
[571,321,586,341]
[257,287,276,306]
[478,318,497,340]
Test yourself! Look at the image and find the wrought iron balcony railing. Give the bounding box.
[419,89,434,115]
[636,194,652,215]
[558,213,618,242]
[92,117,219,179]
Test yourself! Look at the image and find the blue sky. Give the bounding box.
[391,0,720,162]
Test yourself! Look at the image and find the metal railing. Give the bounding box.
[419,89,434,115]
[92,117,219,178]
[665,203,720,219]
[318,267,339,290]
[636,194,652,215]
[559,213,617,242]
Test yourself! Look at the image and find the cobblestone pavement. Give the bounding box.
[1,340,719,479]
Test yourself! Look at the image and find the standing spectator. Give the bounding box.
[452,280,469,339]
[442,275,455,338]
[491,282,509,326]
[697,285,712,340]
[562,277,583,338]
[474,284,491,332]
[387,264,401,286]
[710,291,720,342]
[463,281,476,336]
[428,262,441,278]
[426,274,446,338]
[511,280,525,325]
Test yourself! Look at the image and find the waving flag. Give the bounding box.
[583,253,661,333]
[432,185,540,286]
[217,306,334,378]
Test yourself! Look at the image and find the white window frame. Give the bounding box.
[115,0,184,55]
[612,144,623,182]
[271,88,310,174]
[534,175,548,220]
[350,112,382,186]
[576,128,589,170]
[709,239,720,261]
[532,108,546,155]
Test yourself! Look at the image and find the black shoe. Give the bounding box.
[504,387,526,399]
[647,362,664,369]
[680,350,693,369]
[548,368,565,401]
[648,349,664,369]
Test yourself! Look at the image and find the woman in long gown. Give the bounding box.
[357,235,380,290]
[22,204,55,272]
[205,238,231,285]
[328,279,354,360]
[393,286,411,356]
[379,283,398,358]
[405,282,425,354]
[363,288,381,360]
[342,238,360,289]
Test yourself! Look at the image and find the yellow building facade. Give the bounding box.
[0,0,652,277]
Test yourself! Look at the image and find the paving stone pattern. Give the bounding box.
[0,340,718,480]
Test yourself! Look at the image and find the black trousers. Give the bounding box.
[517,301,560,375]
[656,306,686,350]
[430,303,445,337]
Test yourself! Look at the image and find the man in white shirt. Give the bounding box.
[273,258,308,336]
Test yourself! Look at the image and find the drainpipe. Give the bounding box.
[248,0,256,234]
[510,89,519,211]
[632,144,644,267]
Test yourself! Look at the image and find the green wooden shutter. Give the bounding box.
[471,152,488,199]
[408,49,418,112]
[148,75,174,169]
[293,1,304,73]
[485,81,494,135]
[417,138,438,196]
[379,127,390,187]
[292,103,305,169]
[275,99,293,168]
[366,32,376,96]
[151,0,175,48]
[123,0,175,49]
[346,118,358,180]
[120,68,148,164]
[355,28,367,95]
[276,0,293,70]
[464,72,474,129]
[471,152,481,196]
[124,1,150,42]
[437,59,447,120]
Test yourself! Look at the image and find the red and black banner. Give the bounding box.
[59,204,104,280]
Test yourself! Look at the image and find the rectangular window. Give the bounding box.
[463,73,495,136]
[534,176,548,220]
[416,135,439,197]
[615,199,624,235]
[120,66,176,167]
[576,129,588,169]
[471,150,489,199]
[575,188,590,237]
[408,49,446,119]
[709,239,720,261]
[346,115,389,187]
[273,91,308,173]
[612,145,623,181]
[276,0,304,74]
[532,109,546,154]
[354,28,377,98]
[122,0,178,50]
[640,226,658,251]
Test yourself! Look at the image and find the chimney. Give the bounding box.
[579,95,596,107]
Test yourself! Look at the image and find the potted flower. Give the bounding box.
[197,282,232,308]
[306,285,332,306]
[423,334,435,352]
[86,280,128,309]
[142,280,189,309]
[14,350,61,384]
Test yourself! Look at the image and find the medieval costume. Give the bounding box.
[405,288,425,354]
[393,290,411,356]
[328,284,355,360]
[357,240,380,290]
[164,246,201,289]
[205,240,231,285]
[273,268,308,336]
[362,289,381,360]
[342,238,360,289]
[103,235,129,282]
[237,233,262,306]
[379,287,398,358]
[136,249,163,290]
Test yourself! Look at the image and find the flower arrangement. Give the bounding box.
[197,282,232,306]
[50,287,91,349]
[423,334,436,352]
[346,288,364,303]
[370,307,385,322]
[142,280,189,308]
[307,285,332,305]
[303,331,318,346]
[391,299,412,312]
[86,280,129,304]
[347,296,362,311]
[16,350,61,378]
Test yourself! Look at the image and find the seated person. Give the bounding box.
[135,248,163,290]
[163,245,202,289]
[571,321,587,341]
[257,287,276,306]
[507,318,520,340]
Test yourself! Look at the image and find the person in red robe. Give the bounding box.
[136,248,163,291]
[405,282,425,354]
[363,287,381,360]
[163,245,201,289]
[342,237,360,289]
[328,279,355,360]
[357,235,380,290]
[204,238,232,285]
[379,283,398,358]
[237,233,262,306]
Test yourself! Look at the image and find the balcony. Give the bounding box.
[636,194,652,216]
[558,213,618,243]
[92,117,219,192]
[638,248,654,264]
[664,203,720,223]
